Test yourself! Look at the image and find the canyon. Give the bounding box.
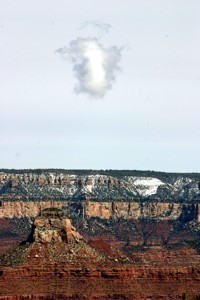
[0,207,200,299]
[0,170,200,299]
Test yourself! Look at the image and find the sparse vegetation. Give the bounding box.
[1,168,200,181]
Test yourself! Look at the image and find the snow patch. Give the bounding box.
[85,185,93,193]
[128,177,165,197]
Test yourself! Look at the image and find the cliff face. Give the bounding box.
[0,170,200,202]
[0,200,198,219]
[0,200,199,221]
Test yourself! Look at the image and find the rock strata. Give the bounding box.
[0,170,200,202]
[0,200,199,221]
[0,208,200,299]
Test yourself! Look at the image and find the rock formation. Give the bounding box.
[33,208,82,244]
[0,207,106,266]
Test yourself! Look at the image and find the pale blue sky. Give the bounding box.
[0,0,200,172]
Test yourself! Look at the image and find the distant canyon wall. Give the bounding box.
[0,200,199,222]
[0,173,124,189]
[0,171,200,223]
[0,171,200,203]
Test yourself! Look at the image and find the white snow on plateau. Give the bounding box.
[0,172,199,199]
[85,185,93,193]
[128,177,165,197]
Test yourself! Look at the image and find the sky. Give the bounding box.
[0,0,200,172]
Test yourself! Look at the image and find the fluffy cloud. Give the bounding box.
[56,37,121,98]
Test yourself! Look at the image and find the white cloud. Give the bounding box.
[56,37,122,98]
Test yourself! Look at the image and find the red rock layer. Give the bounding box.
[0,262,200,299]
